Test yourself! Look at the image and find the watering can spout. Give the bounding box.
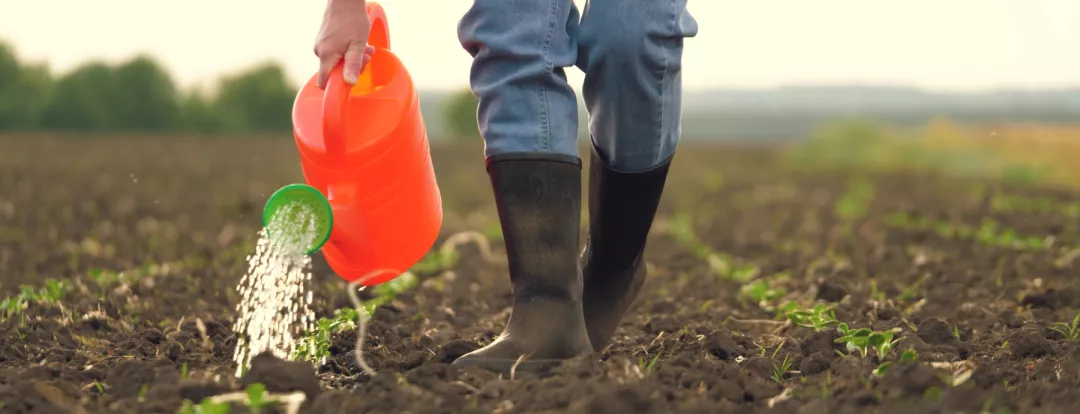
[262,184,335,255]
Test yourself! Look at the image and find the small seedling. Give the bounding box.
[868,330,901,362]
[669,214,712,258]
[88,268,124,296]
[821,371,832,397]
[1,279,70,320]
[834,175,875,235]
[178,398,231,414]
[835,323,873,358]
[884,212,1049,251]
[40,279,66,302]
[836,323,901,361]
[897,273,929,302]
[923,386,944,403]
[740,279,787,309]
[637,345,672,374]
[873,361,892,376]
[363,272,419,316]
[1049,313,1080,341]
[872,348,916,377]
[292,307,359,364]
[900,349,917,363]
[669,214,759,283]
[294,274,419,368]
[868,280,886,302]
[784,303,838,331]
[245,383,266,412]
[638,352,663,374]
[752,341,767,357]
[771,353,794,383]
[724,264,760,284]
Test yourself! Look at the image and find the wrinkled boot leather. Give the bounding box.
[581,146,673,351]
[451,152,593,376]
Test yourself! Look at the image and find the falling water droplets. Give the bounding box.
[230,201,318,377]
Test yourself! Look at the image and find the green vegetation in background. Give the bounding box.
[0,39,459,135]
[786,117,1055,186]
[0,38,487,137]
[442,88,479,141]
[0,40,299,134]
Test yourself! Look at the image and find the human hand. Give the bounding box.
[314,0,376,89]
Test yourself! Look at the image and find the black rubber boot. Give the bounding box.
[451,152,593,376]
[581,146,672,351]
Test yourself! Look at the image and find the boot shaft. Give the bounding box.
[585,147,672,270]
[487,153,584,301]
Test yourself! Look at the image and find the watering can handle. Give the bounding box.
[322,2,391,159]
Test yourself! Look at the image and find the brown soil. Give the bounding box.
[1,135,1078,413]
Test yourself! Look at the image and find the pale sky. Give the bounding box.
[1,0,1078,92]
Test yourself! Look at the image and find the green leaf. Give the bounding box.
[245,383,266,412]
[901,349,917,363]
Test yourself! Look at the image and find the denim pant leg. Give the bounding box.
[457,0,582,161]
[576,0,699,172]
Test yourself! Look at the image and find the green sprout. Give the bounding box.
[88,268,123,296]
[869,279,887,302]
[637,351,664,374]
[1,279,70,320]
[178,398,231,414]
[740,278,787,311]
[669,214,759,283]
[901,349,917,362]
[884,213,1050,251]
[835,324,900,361]
[835,323,873,358]
[869,330,901,362]
[834,175,875,235]
[292,307,359,364]
[784,303,838,331]
[1050,313,1080,341]
[363,272,419,316]
[245,383,266,413]
[771,353,794,383]
[874,348,917,376]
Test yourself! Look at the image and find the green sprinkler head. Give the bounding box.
[262,183,334,255]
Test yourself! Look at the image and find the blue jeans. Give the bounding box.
[457,0,698,172]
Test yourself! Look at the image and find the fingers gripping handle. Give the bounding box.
[322,2,391,162]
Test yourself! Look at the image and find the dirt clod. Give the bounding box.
[240,352,322,400]
[817,280,848,302]
[800,328,842,357]
[1008,329,1054,358]
[916,317,956,345]
[706,330,742,360]
[1021,289,1058,310]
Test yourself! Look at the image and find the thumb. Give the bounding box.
[342,41,371,85]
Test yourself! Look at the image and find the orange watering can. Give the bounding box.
[263,1,443,286]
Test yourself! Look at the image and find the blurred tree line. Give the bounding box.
[0,39,487,138]
[0,40,332,134]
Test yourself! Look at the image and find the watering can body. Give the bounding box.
[280,2,443,285]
